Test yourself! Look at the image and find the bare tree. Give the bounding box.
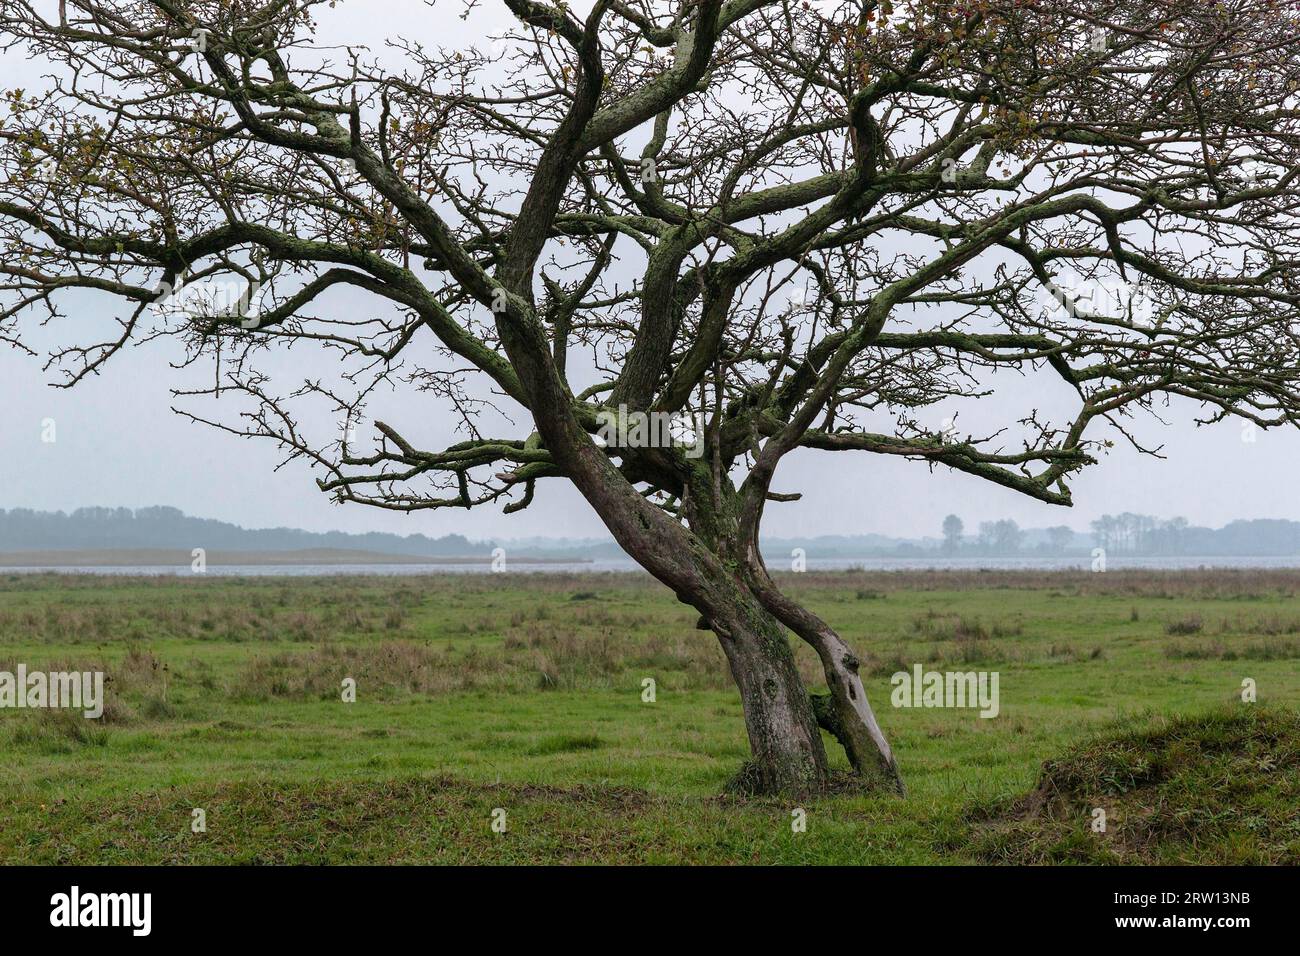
[4,0,1300,795]
[941,513,963,552]
[1045,524,1073,554]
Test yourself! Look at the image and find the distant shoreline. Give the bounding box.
[4,550,1300,576]
[0,548,586,567]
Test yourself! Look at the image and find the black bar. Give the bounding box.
[0,865,1290,941]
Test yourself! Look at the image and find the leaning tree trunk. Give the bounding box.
[744,563,906,794]
[490,320,833,796]
[704,584,831,796]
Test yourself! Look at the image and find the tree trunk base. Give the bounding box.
[723,761,827,799]
[811,693,907,795]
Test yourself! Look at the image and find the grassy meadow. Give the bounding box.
[1,568,1297,864]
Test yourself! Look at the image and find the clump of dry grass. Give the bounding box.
[232,641,488,700]
[1165,638,1300,661]
[778,567,1300,600]
[230,611,746,701]
[0,651,143,733]
[910,612,1021,643]
[1215,613,1300,636]
[0,578,424,647]
[1164,614,1204,636]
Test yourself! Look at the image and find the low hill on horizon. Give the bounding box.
[4,506,1300,560]
[0,506,487,558]
[0,547,510,567]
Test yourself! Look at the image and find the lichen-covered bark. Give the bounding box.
[745,563,905,794]
[704,581,830,796]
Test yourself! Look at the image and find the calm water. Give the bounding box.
[7,555,1300,576]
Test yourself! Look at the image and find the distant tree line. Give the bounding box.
[1091,513,1184,554]
[0,507,483,556]
[942,513,1300,557]
[941,515,1070,555]
[1090,514,1300,556]
[6,506,1299,560]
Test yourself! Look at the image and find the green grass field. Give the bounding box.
[1,568,1297,864]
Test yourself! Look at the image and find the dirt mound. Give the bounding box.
[968,706,1300,864]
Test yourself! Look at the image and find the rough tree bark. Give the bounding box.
[744,562,904,793]
[703,582,830,795]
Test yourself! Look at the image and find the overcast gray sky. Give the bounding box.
[5,304,1294,542]
[3,0,1298,543]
